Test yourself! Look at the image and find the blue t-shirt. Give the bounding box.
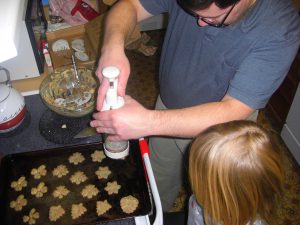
[139,0,300,109]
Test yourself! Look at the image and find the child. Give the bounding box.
[188,120,284,225]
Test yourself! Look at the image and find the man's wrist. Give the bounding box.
[146,110,163,136]
[101,42,125,55]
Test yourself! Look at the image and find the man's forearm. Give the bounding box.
[102,0,151,51]
[102,1,137,51]
[148,97,254,138]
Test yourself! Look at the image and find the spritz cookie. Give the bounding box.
[31,165,47,179]
[68,152,85,165]
[96,200,112,216]
[120,195,139,214]
[52,186,70,199]
[11,176,27,191]
[71,203,87,219]
[10,194,27,211]
[104,181,121,195]
[81,184,99,199]
[91,150,106,162]
[95,166,111,179]
[70,171,88,185]
[31,182,48,198]
[23,208,40,225]
[49,205,65,222]
[52,165,69,178]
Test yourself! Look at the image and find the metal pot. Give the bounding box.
[0,67,26,133]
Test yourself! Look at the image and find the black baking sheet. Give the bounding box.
[0,141,152,225]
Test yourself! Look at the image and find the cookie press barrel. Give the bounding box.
[101,66,129,159]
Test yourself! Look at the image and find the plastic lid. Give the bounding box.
[0,84,10,102]
[71,39,85,52]
[52,39,70,52]
[75,51,89,61]
[102,66,120,79]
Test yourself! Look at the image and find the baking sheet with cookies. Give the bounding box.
[0,141,152,225]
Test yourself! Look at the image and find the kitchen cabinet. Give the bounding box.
[265,48,300,131]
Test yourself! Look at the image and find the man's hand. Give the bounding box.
[94,0,153,111]
[90,95,154,141]
[96,47,130,111]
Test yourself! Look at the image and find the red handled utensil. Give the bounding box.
[135,138,163,225]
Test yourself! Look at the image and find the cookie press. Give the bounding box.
[101,66,163,225]
[101,66,129,159]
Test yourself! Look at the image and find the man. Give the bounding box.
[91,0,300,211]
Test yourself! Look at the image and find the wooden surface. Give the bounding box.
[11,67,49,94]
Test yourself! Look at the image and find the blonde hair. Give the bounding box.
[189,120,283,225]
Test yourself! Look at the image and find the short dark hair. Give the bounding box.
[177,0,239,10]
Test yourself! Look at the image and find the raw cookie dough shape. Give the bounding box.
[52,186,70,199]
[49,205,65,222]
[52,165,69,178]
[95,166,111,179]
[71,203,87,219]
[68,152,85,165]
[91,150,106,162]
[23,208,40,225]
[31,182,48,198]
[70,171,88,185]
[104,181,121,195]
[120,195,139,214]
[96,200,112,216]
[31,165,47,179]
[11,176,27,191]
[81,184,99,199]
[10,194,27,211]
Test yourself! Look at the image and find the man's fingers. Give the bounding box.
[97,79,109,111]
[117,69,129,97]
[96,127,115,135]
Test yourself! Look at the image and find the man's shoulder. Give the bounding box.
[240,0,300,43]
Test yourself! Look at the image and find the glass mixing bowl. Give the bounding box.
[40,66,99,117]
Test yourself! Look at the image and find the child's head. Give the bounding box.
[189,120,283,225]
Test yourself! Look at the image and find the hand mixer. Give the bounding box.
[101,66,129,159]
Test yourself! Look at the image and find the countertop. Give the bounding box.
[0,94,102,156]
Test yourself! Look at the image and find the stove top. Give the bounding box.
[0,94,102,157]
